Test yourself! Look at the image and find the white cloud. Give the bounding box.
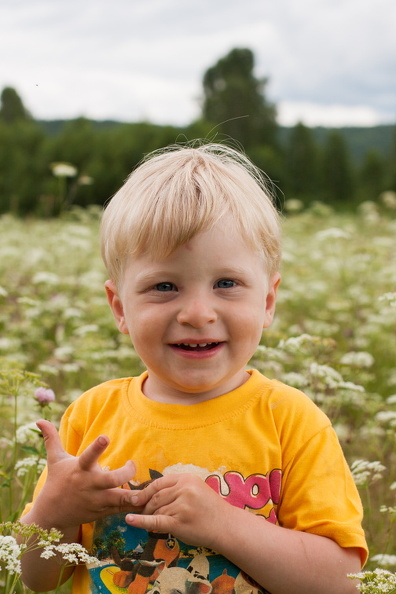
[0,0,395,126]
[277,102,387,127]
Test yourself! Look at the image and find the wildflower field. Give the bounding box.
[0,199,395,593]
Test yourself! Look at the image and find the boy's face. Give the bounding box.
[105,218,280,404]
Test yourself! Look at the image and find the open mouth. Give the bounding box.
[173,342,220,352]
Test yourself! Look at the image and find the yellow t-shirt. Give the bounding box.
[25,369,368,593]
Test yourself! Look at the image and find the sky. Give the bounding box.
[1,0,395,128]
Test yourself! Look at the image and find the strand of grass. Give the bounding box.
[7,376,21,525]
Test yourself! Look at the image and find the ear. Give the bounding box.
[104,279,129,334]
[263,272,281,329]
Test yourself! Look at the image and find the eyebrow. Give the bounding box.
[134,265,255,284]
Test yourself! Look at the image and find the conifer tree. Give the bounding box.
[202,48,277,150]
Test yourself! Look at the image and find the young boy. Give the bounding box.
[21,143,367,594]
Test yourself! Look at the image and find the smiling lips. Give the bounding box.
[173,342,221,351]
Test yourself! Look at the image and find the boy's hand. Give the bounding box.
[125,473,233,549]
[31,420,138,532]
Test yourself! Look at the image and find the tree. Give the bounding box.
[321,131,355,204]
[0,120,47,214]
[359,149,385,200]
[385,127,396,191]
[284,122,319,202]
[201,48,277,150]
[0,87,31,124]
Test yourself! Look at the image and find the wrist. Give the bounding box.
[21,508,81,544]
[202,501,243,553]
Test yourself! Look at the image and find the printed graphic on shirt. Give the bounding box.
[88,465,281,594]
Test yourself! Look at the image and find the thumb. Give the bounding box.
[36,419,68,465]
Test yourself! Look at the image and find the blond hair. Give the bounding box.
[100,143,281,285]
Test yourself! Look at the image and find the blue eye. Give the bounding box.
[216,279,236,289]
[154,282,176,292]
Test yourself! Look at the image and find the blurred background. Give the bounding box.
[0,0,395,215]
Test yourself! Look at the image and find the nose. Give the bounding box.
[176,295,217,328]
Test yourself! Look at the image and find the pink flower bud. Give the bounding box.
[34,387,56,405]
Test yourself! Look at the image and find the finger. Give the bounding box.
[78,435,110,471]
[125,512,175,534]
[130,484,180,519]
[99,486,146,515]
[99,460,137,490]
[129,475,175,506]
[36,419,69,465]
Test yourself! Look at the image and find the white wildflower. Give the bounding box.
[63,307,83,320]
[380,505,396,515]
[14,457,46,477]
[379,292,396,307]
[280,372,308,389]
[309,362,343,388]
[0,337,14,350]
[284,199,304,213]
[74,324,99,337]
[308,201,334,216]
[78,174,94,186]
[54,345,74,360]
[32,271,60,285]
[338,381,365,393]
[61,363,82,373]
[348,568,396,592]
[278,333,318,352]
[0,285,8,297]
[340,351,375,368]
[357,200,380,217]
[375,411,396,426]
[17,296,39,306]
[0,535,22,574]
[390,482,396,491]
[40,546,57,559]
[371,554,396,567]
[333,424,350,442]
[315,227,351,240]
[54,543,100,567]
[16,421,40,444]
[379,190,396,209]
[0,436,12,449]
[350,459,386,486]
[37,364,59,376]
[386,394,396,405]
[50,162,78,177]
[254,344,287,362]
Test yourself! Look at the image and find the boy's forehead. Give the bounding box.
[122,222,269,279]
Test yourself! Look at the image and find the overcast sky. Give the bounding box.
[1,0,395,127]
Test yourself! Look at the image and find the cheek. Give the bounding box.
[231,308,265,340]
[128,310,162,343]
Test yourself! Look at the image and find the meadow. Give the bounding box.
[1,197,395,592]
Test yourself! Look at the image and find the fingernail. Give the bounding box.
[131,495,139,504]
[98,436,108,446]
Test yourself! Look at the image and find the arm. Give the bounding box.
[125,473,362,594]
[19,420,137,592]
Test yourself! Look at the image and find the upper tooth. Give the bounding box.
[198,343,208,347]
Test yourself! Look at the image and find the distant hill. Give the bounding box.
[37,118,125,136]
[38,118,394,165]
[278,124,395,164]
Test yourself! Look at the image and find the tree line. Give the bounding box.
[0,48,394,216]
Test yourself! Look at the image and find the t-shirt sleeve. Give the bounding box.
[278,423,368,565]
